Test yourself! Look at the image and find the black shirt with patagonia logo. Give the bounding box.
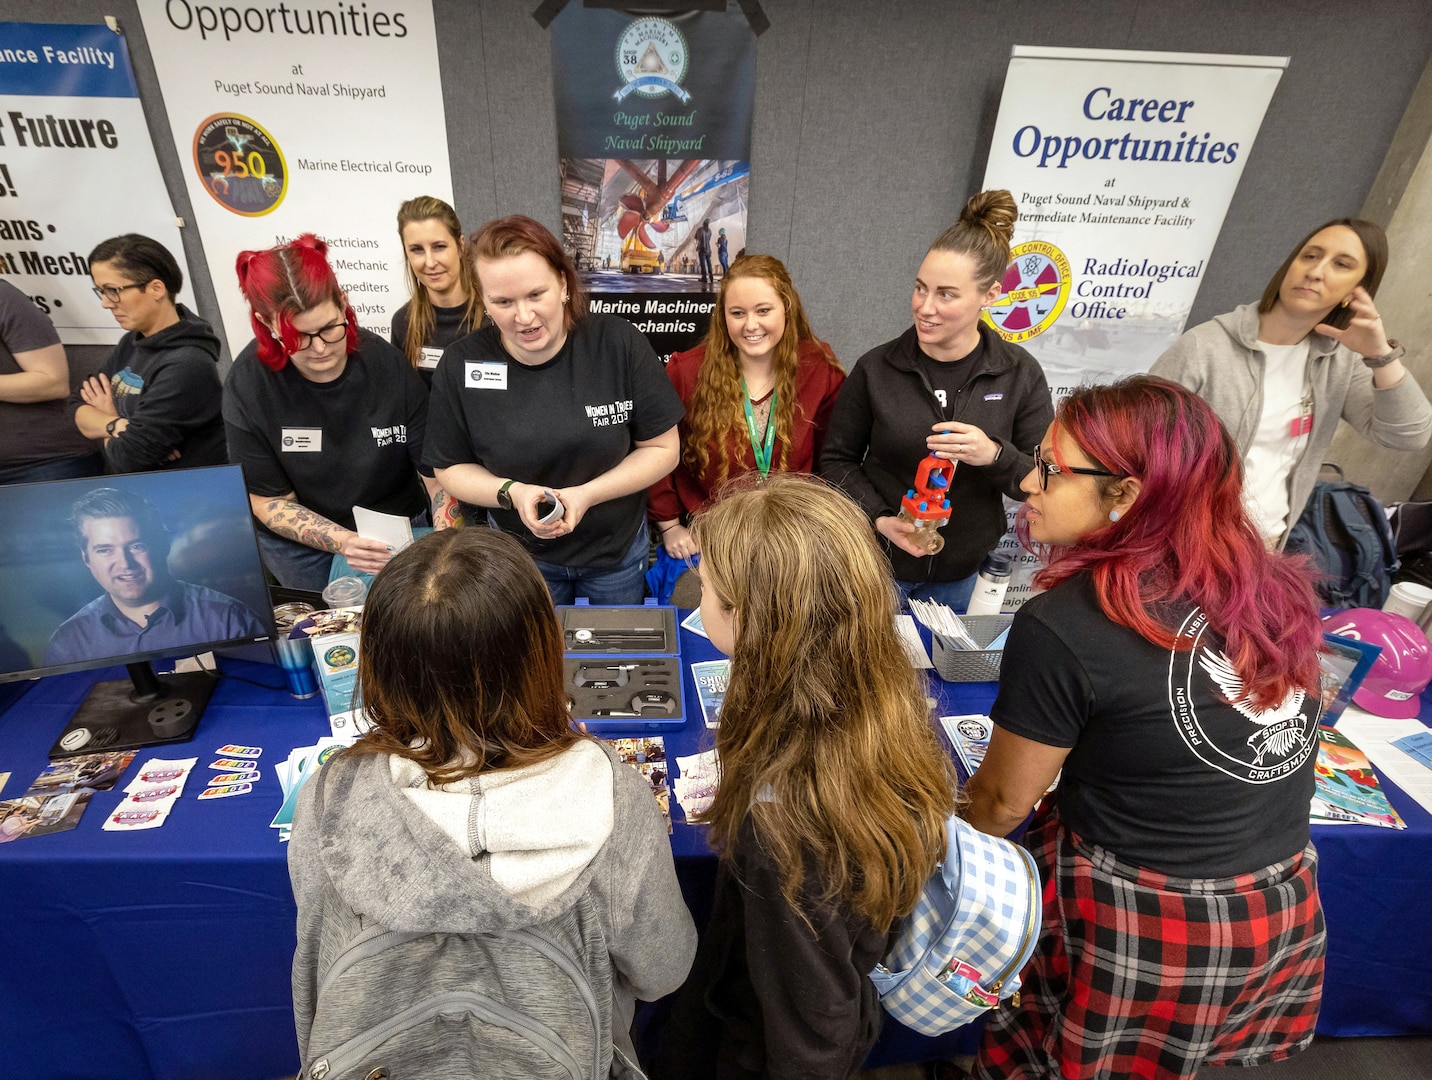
[423,315,684,568]
[222,329,430,531]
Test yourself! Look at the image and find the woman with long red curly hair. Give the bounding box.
[222,234,441,590]
[647,253,844,559]
[424,215,683,604]
[963,376,1326,1080]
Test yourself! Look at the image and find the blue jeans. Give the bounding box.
[533,524,650,606]
[256,529,334,593]
[0,452,104,486]
[898,571,979,614]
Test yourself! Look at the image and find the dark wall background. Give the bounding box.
[4,0,1430,372]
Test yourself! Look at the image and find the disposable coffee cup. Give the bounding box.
[322,575,368,609]
[1382,580,1432,623]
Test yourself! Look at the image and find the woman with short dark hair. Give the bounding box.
[1152,217,1430,545]
[69,233,225,472]
[966,376,1327,1080]
[288,527,696,1074]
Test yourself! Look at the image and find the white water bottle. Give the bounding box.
[964,551,1012,616]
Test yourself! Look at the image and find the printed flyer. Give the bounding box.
[135,0,454,352]
[981,46,1286,395]
[0,21,188,344]
[550,6,755,361]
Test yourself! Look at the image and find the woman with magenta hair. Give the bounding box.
[424,215,683,604]
[963,377,1326,1080]
[222,234,441,591]
[1152,217,1429,545]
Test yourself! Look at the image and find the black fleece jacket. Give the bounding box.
[821,324,1053,584]
[68,304,225,473]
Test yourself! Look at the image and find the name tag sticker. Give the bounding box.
[281,427,323,452]
[419,347,443,370]
[465,361,508,390]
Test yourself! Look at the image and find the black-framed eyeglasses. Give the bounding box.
[1033,444,1117,490]
[291,319,348,352]
[92,282,149,303]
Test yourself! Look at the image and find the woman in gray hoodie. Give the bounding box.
[1151,217,1429,545]
[288,527,696,1079]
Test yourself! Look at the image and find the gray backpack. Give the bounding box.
[303,892,635,1079]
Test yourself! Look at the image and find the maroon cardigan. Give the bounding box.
[648,339,845,522]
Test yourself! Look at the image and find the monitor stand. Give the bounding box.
[48,661,217,760]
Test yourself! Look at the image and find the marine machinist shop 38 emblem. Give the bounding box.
[615,17,690,103]
[1168,608,1319,784]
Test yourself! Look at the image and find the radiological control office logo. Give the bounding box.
[614,17,690,103]
[983,240,1071,344]
[192,113,288,217]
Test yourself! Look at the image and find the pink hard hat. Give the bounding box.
[1322,608,1432,719]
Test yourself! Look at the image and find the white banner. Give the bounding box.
[135,0,454,353]
[0,22,186,345]
[982,45,1286,395]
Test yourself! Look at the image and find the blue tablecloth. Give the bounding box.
[1,618,1429,1078]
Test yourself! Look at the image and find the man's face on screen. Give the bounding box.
[80,516,160,606]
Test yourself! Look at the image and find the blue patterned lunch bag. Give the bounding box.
[869,814,1042,1035]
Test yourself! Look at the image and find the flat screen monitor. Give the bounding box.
[0,465,276,757]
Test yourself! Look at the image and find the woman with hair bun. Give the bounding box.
[223,234,439,591]
[965,376,1326,1080]
[391,196,482,385]
[69,233,225,473]
[424,214,683,605]
[1152,217,1430,545]
[823,190,1053,611]
[648,253,844,559]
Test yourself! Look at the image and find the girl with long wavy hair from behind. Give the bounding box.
[653,474,956,1080]
[965,377,1327,1080]
[647,254,845,561]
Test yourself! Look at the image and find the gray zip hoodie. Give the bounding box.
[288,739,697,1077]
[1150,302,1431,543]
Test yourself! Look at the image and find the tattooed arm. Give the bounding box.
[248,492,395,574]
[426,475,463,531]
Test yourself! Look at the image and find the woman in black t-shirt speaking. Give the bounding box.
[963,377,1326,1080]
[223,235,438,592]
[424,215,683,605]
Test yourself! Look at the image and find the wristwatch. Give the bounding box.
[496,479,516,510]
[1363,339,1405,369]
[105,418,120,436]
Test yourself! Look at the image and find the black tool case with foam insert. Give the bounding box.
[558,600,684,728]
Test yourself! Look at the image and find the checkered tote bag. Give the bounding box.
[869,815,1041,1035]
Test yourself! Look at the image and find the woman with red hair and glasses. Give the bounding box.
[222,234,441,591]
[963,376,1326,1080]
[424,215,683,604]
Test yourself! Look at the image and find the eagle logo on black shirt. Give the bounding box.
[1197,649,1309,765]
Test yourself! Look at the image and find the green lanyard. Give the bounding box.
[741,379,777,478]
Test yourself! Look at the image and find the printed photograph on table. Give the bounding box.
[22,751,135,796]
[0,791,92,843]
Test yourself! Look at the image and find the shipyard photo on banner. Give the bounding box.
[981,45,1287,394]
[134,0,454,354]
[550,5,756,360]
[0,21,188,345]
